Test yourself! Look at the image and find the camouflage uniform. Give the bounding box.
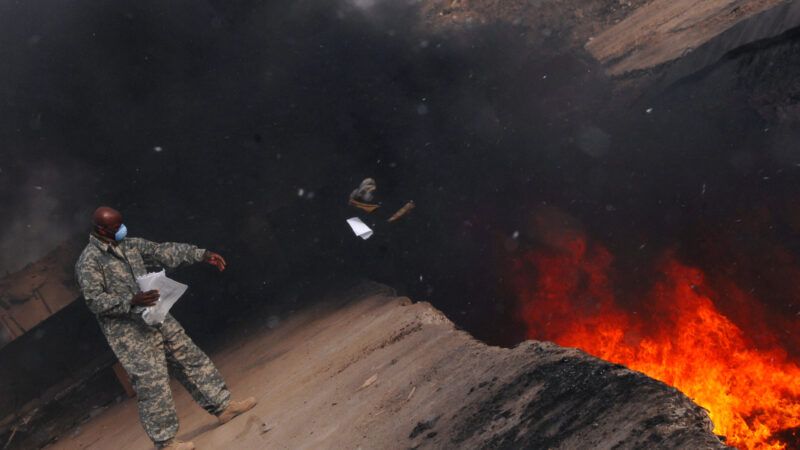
[75,234,231,446]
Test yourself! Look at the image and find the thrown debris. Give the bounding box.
[349,178,378,211]
[388,201,415,223]
[345,178,416,240]
[346,217,373,240]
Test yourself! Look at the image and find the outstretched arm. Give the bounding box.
[127,237,206,269]
[128,237,226,271]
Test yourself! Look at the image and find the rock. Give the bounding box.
[359,374,378,390]
[409,416,440,439]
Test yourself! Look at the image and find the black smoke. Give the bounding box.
[0,0,799,352]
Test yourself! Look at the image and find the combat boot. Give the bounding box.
[157,439,195,450]
[217,397,257,424]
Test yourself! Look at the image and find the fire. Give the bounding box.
[511,236,800,449]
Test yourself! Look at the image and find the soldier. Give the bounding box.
[75,206,256,450]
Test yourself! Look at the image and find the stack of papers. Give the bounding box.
[135,270,188,325]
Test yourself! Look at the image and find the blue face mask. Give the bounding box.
[114,223,128,241]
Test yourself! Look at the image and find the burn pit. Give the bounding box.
[505,207,800,449]
[0,1,799,448]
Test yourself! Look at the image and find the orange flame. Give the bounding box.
[512,236,800,449]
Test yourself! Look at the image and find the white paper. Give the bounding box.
[346,217,373,240]
[135,270,188,325]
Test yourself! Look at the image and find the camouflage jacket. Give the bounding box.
[75,234,206,334]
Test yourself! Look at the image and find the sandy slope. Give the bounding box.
[46,286,726,450]
[585,0,785,74]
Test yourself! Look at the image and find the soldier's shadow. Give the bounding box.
[178,422,217,442]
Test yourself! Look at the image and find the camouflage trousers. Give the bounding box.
[105,314,231,444]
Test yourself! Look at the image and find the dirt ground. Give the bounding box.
[585,0,786,74]
[44,285,724,450]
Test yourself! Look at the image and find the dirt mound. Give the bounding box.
[45,287,726,449]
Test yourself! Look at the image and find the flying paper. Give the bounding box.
[347,217,373,240]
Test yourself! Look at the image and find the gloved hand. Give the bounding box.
[204,251,227,272]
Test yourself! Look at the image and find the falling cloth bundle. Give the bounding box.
[135,270,188,325]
